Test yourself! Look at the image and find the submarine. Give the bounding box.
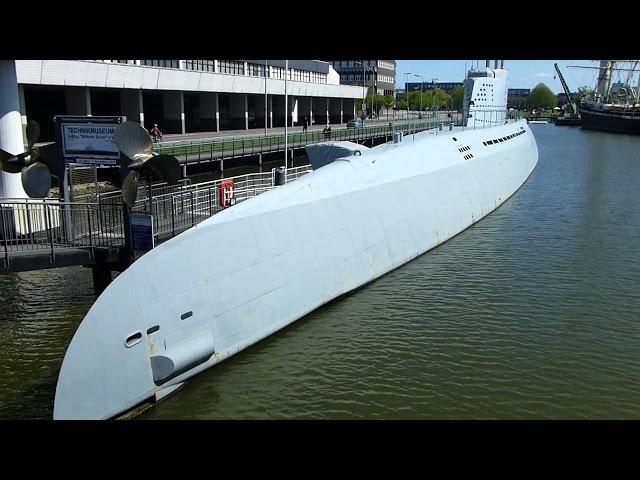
[54,61,538,419]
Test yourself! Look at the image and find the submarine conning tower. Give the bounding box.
[463,61,509,128]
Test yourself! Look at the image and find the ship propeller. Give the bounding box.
[114,121,181,208]
[0,120,54,198]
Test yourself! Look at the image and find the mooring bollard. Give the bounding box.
[449,122,453,131]
[274,166,286,186]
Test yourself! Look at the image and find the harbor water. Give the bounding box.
[1,124,639,419]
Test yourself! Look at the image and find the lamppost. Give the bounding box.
[413,73,424,114]
[284,59,288,172]
[404,72,412,119]
[431,78,438,110]
[264,60,268,135]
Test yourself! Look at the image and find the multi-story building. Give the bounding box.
[507,88,531,109]
[329,60,396,97]
[8,60,364,141]
[404,81,464,96]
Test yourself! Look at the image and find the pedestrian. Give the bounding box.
[302,116,308,133]
[150,124,163,143]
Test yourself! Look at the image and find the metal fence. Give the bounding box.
[152,114,459,163]
[144,164,311,239]
[0,163,314,266]
[0,199,125,266]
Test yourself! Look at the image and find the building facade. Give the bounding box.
[507,88,531,109]
[10,60,364,141]
[329,60,396,97]
[404,82,464,95]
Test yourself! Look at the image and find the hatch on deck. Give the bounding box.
[305,141,369,170]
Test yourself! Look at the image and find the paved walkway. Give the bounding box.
[161,112,427,142]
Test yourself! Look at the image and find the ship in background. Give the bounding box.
[573,61,640,135]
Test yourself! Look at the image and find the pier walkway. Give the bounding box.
[154,113,455,167]
[0,166,311,274]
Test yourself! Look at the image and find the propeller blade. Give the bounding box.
[122,170,140,208]
[35,142,64,181]
[114,121,153,162]
[144,154,181,185]
[0,149,23,173]
[21,161,51,198]
[26,120,40,150]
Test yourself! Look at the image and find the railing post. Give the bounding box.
[171,197,176,237]
[190,191,195,226]
[86,204,94,257]
[1,206,8,269]
[45,203,55,264]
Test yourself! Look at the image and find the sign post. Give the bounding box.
[53,116,127,254]
[130,213,154,255]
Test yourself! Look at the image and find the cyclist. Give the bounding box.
[150,124,163,143]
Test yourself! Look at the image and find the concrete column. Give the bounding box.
[138,90,144,126]
[326,98,329,126]
[310,97,314,125]
[244,94,248,130]
[18,85,27,147]
[66,86,92,116]
[215,93,220,131]
[289,97,298,127]
[0,61,28,198]
[179,91,185,134]
[269,95,273,128]
[162,91,184,134]
[120,89,144,124]
[199,92,217,131]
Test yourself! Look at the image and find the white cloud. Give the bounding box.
[534,72,552,78]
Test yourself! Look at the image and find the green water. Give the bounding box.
[1,124,639,419]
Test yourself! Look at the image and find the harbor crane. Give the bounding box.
[554,63,578,117]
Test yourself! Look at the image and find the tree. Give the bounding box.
[573,86,595,113]
[528,83,557,111]
[450,87,464,110]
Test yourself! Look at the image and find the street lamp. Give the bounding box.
[355,60,366,120]
[404,72,412,119]
[431,77,438,112]
[413,73,424,114]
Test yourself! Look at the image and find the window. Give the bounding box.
[140,60,180,69]
[247,63,265,77]
[272,66,286,79]
[218,60,244,75]
[184,60,215,72]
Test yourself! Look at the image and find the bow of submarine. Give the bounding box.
[53,220,218,419]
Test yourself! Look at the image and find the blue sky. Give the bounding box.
[395,60,602,93]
